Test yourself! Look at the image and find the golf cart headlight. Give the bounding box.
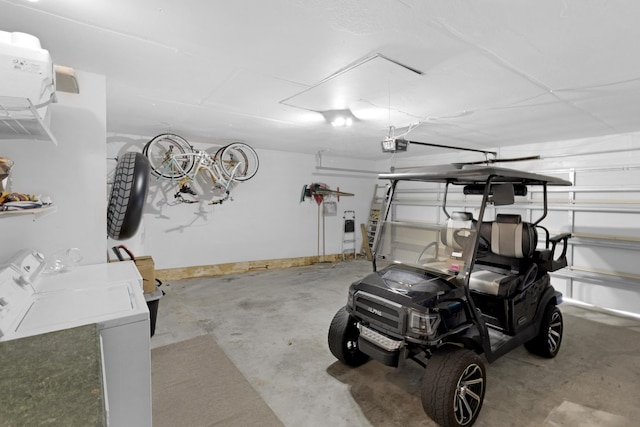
[346,288,356,309]
[408,309,440,337]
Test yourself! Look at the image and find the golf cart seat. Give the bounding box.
[533,227,572,273]
[470,214,539,298]
[441,211,475,250]
[421,212,475,272]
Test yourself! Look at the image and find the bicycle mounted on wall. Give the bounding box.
[142,133,259,205]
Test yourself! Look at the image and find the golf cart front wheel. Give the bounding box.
[422,347,486,427]
[327,306,369,367]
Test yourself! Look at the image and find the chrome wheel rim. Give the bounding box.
[454,363,484,425]
[547,310,562,353]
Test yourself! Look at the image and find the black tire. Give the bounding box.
[422,347,486,427]
[524,303,563,358]
[143,133,194,180]
[328,306,369,367]
[218,142,259,181]
[107,152,150,240]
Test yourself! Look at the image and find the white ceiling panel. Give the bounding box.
[556,80,640,134]
[282,54,425,114]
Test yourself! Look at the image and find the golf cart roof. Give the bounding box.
[379,165,572,186]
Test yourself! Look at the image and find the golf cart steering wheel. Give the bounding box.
[477,234,491,257]
[417,242,438,264]
[452,229,491,258]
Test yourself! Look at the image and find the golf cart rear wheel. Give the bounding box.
[422,347,486,427]
[328,306,369,367]
[524,303,563,358]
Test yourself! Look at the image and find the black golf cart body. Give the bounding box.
[328,165,572,427]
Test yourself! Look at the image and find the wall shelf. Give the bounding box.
[0,95,57,144]
[0,205,56,220]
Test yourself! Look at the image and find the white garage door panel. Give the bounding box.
[578,169,640,186]
[572,281,640,315]
[572,247,640,277]
[394,205,441,222]
[574,211,640,239]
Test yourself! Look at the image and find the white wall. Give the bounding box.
[0,70,107,265]
[106,137,378,270]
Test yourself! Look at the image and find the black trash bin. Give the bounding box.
[144,287,163,337]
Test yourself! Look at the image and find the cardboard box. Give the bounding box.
[134,256,156,294]
[111,245,155,293]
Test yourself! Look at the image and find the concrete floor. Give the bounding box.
[150,260,640,427]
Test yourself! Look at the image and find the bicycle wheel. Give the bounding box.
[218,142,259,181]
[143,133,195,180]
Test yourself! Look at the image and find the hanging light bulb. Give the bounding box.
[332,117,346,127]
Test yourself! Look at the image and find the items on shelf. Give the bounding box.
[0,192,51,211]
[0,157,12,192]
[300,183,354,204]
[0,158,52,211]
[300,182,355,260]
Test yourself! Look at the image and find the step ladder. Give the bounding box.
[360,184,386,260]
[341,210,356,261]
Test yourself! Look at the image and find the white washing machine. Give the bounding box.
[0,250,151,427]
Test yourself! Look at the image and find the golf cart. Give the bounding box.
[328,166,572,427]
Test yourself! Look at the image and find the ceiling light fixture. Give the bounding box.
[321,109,356,127]
[332,116,352,127]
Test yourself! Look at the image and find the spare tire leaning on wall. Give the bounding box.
[107,152,150,240]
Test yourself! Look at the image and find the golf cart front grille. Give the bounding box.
[358,324,403,351]
[354,291,404,334]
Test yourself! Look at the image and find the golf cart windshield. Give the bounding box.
[372,165,573,284]
[374,216,478,282]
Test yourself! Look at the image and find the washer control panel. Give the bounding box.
[0,250,45,339]
[6,250,46,284]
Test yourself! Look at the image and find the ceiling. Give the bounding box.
[2,0,640,160]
